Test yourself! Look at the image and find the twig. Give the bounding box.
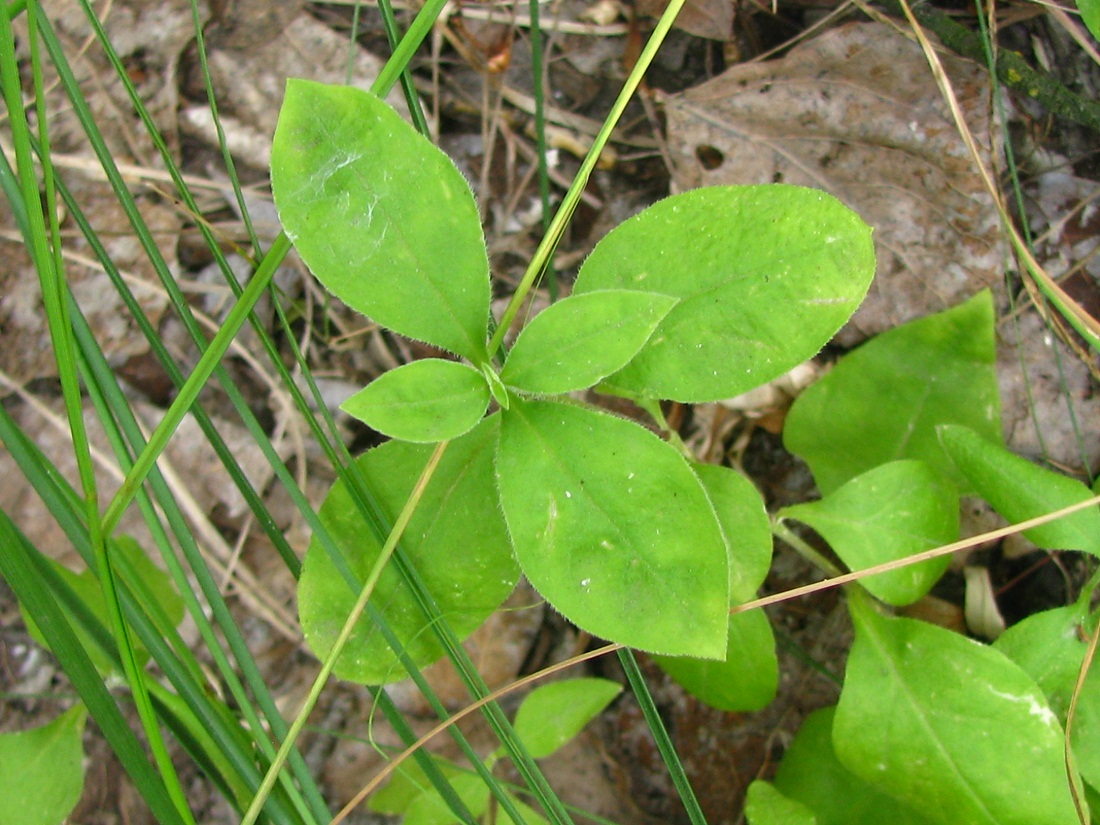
[876,0,1100,132]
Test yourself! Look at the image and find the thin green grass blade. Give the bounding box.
[185,0,261,254]
[2,9,192,822]
[527,0,556,300]
[101,233,290,534]
[618,648,709,825]
[489,0,692,354]
[376,0,431,134]
[971,0,1093,481]
[7,14,325,822]
[239,442,454,825]
[373,0,449,101]
[0,512,188,825]
[0,392,310,825]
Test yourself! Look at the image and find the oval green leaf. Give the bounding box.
[745,781,819,825]
[572,185,875,402]
[501,290,678,395]
[773,707,935,825]
[655,609,777,712]
[692,463,772,597]
[340,359,489,443]
[779,460,958,606]
[512,678,622,759]
[654,463,777,711]
[939,424,1100,555]
[835,597,1080,825]
[0,705,85,825]
[495,398,729,658]
[299,416,517,684]
[994,604,1100,790]
[785,290,1001,496]
[271,79,490,361]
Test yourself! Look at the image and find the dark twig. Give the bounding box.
[878,0,1100,133]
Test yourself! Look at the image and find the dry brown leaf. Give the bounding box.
[637,0,735,41]
[663,22,1005,344]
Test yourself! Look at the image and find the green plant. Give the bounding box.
[752,292,1100,824]
[4,0,1100,823]
[270,77,1100,821]
[271,79,874,676]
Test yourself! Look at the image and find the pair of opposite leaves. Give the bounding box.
[270,79,876,675]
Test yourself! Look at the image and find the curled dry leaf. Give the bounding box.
[663,22,1005,344]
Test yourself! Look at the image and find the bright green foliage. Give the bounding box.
[693,463,773,597]
[785,290,1001,496]
[341,359,490,443]
[995,604,1100,790]
[573,186,875,403]
[500,290,677,395]
[1079,0,1100,39]
[371,768,492,825]
[511,678,622,758]
[271,80,491,362]
[0,705,86,825]
[277,81,877,676]
[939,424,1100,555]
[772,707,933,825]
[496,397,730,658]
[780,460,957,605]
[744,781,818,825]
[655,610,777,712]
[23,535,184,675]
[835,597,1081,825]
[654,464,778,710]
[299,417,517,684]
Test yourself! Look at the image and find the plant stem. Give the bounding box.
[772,519,845,578]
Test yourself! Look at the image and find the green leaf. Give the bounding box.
[511,678,622,759]
[779,461,958,606]
[939,424,1100,556]
[835,597,1080,825]
[271,79,490,361]
[655,609,777,711]
[402,774,488,825]
[340,359,489,443]
[784,290,1001,496]
[773,707,936,825]
[495,397,729,658]
[298,416,517,684]
[654,464,778,711]
[994,604,1100,790]
[572,185,875,402]
[494,792,550,825]
[692,463,773,597]
[0,705,86,825]
[745,781,818,825]
[500,290,677,395]
[1078,0,1100,39]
